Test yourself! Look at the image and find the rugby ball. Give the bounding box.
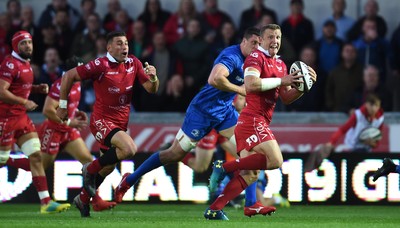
[290,61,313,92]
[358,127,382,141]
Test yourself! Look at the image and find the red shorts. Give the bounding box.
[38,120,81,155]
[90,115,125,149]
[235,114,275,152]
[197,129,228,150]
[0,114,36,147]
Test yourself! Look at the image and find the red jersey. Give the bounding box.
[76,53,150,129]
[47,77,81,132]
[241,47,287,123]
[0,52,33,117]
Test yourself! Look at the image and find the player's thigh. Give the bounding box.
[218,125,235,139]
[110,131,137,155]
[252,140,283,169]
[64,137,93,164]
[41,153,57,170]
[16,132,39,147]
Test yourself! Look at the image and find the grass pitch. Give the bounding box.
[0,203,399,228]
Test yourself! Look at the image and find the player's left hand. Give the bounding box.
[144,62,157,77]
[307,66,317,83]
[361,138,378,148]
[36,83,49,94]
[75,110,88,122]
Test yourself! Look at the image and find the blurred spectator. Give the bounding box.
[172,18,211,111]
[103,0,121,28]
[348,65,392,111]
[33,24,60,65]
[325,43,363,112]
[210,21,238,58]
[38,0,80,30]
[32,47,63,111]
[389,23,400,111]
[352,18,390,83]
[257,14,296,66]
[347,0,387,41]
[134,32,176,111]
[137,0,171,38]
[239,0,277,36]
[95,35,107,57]
[320,0,354,41]
[281,0,314,57]
[71,13,105,63]
[287,46,323,111]
[20,5,40,39]
[75,0,97,33]
[53,9,74,61]
[313,20,343,75]
[6,0,21,29]
[198,0,233,44]
[105,9,134,40]
[163,0,198,46]
[0,13,12,63]
[128,20,152,61]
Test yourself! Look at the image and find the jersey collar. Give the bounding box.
[257,46,280,58]
[11,51,28,62]
[106,52,128,63]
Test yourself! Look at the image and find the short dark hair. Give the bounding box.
[260,24,281,35]
[106,31,127,44]
[365,93,381,105]
[65,56,84,71]
[243,27,260,39]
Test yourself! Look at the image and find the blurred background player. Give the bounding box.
[114,28,271,217]
[56,31,159,216]
[205,24,317,220]
[304,93,384,172]
[0,30,70,213]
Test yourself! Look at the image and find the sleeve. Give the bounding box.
[215,52,236,75]
[47,80,61,100]
[243,51,262,73]
[0,59,17,84]
[135,58,150,84]
[76,58,106,81]
[329,113,357,145]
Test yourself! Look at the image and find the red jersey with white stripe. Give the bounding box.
[330,105,384,151]
[76,53,150,129]
[241,47,287,123]
[47,77,81,132]
[0,52,33,117]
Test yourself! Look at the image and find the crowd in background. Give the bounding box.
[0,0,399,113]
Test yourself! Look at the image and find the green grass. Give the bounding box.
[0,204,399,228]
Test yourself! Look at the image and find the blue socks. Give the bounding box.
[244,182,257,207]
[126,151,162,186]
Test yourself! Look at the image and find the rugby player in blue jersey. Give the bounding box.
[114,28,272,218]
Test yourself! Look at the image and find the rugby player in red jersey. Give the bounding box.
[56,31,159,217]
[0,31,70,213]
[206,24,317,220]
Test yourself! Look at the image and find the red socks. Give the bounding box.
[87,160,102,174]
[6,157,30,171]
[32,176,51,205]
[223,153,267,173]
[80,189,91,204]
[210,175,248,210]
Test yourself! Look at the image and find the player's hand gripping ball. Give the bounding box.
[290,61,314,92]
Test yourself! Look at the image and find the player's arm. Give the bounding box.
[0,79,37,111]
[141,62,159,94]
[56,68,81,120]
[31,84,49,94]
[208,64,246,96]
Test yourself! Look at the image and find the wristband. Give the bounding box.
[66,119,71,126]
[149,76,158,83]
[260,78,281,91]
[59,99,68,108]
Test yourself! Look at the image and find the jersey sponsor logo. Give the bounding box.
[6,62,14,69]
[126,58,133,63]
[106,71,119,75]
[276,65,282,72]
[246,134,258,146]
[71,90,77,95]
[94,59,100,66]
[250,52,258,58]
[85,63,91,70]
[126,67,134,73]
[22,69,30,73]
[1,72,11,77]
[256,122,269,140]
[119,94,128,104]
[95,132,103,141]
[235,76,244,83]
[108,86,120,93]
[94,119,107,140]
[248,61,259,66]
[22,84,31,89]
[267,63,273,68]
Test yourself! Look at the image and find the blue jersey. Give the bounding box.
[182,44,245,140]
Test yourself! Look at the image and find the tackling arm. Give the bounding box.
[208,64,246,96]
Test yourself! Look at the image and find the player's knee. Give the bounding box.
[119,142,137,159]
[0,150,11,164]
[21,138,41,157]
[28,151,42,164]
[268,157,283,170]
